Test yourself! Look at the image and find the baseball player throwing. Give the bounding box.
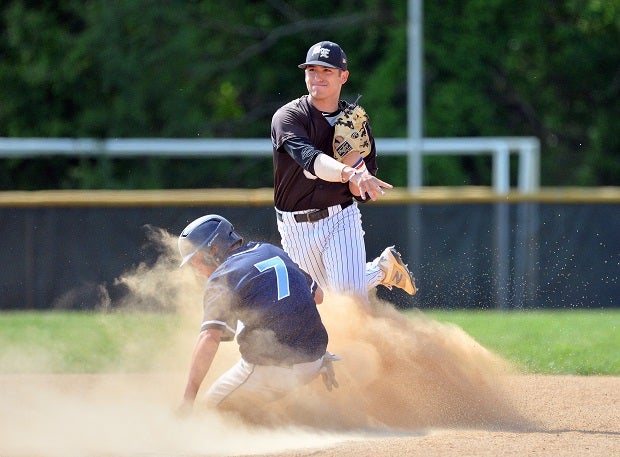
[177,214,339,412]
[271,40,417,299]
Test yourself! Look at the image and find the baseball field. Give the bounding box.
[1,235,618,457]
[1,307,618,457]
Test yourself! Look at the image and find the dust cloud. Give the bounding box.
[273,295,527,431]
[0,227,531,457]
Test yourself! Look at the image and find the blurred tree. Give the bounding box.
[423,0,620,186]
[0,0,617,189]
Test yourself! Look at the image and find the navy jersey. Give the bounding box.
[271,95,378,212]
[200,242,328,365]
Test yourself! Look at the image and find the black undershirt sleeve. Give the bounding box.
[282,137,323,175]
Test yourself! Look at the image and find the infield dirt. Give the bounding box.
[1,295,618,456]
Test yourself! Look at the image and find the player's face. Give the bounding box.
[305,65,349,106]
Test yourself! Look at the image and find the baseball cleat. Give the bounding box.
[377,246,417,295]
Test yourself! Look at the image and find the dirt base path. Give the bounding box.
[0,374,617,457]
[269,374,619,457]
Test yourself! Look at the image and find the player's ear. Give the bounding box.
[340,70,349,84]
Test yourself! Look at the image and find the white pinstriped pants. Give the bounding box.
[276,202,383,298]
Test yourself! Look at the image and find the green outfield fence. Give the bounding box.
[0,187,618,310]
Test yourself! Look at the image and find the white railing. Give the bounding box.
[0,136,540,193]
[381,137,540,193]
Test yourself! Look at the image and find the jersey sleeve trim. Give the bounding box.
[200,319,236,341]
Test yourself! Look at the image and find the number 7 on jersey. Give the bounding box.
[254,256,291,300]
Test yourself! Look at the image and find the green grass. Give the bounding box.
[1,309,619,375]
[420,309,620,375]
[0,310,182,373]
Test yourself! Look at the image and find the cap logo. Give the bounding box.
[311,45,331,60]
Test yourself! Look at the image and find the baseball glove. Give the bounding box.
[333,103,371,163]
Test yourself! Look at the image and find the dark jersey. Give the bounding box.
[200,241,328,365]
[271,95,378,212]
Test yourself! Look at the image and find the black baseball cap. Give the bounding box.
[298,41,348,71]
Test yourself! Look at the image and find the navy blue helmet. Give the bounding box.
[178,214,243,267]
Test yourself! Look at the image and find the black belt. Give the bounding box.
[277,200,353,223]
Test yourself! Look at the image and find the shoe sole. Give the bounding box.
[385,247,417,295]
